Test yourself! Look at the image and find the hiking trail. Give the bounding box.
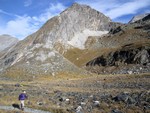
[0,105,51,113]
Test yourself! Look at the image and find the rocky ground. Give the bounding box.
[0,73,149,113]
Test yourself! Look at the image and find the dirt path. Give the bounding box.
[0,105,51,113]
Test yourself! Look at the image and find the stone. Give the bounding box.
[65,98,70,102]
[80,102,86,106]
[37,102,43,106]
[113,93,129,102]
[111,109,122,113]
[0,85,3,90]
[127,71,133,75]
[59,97,67,102]
[93,101,100,107]
[15,83,20,87]
[76,106,83,113]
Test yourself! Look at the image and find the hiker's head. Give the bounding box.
[23,91,26,94]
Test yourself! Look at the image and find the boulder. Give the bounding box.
[111,109,122,113]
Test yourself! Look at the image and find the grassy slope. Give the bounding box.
[63,22,150,68]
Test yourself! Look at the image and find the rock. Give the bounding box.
[126,96,136,104]
[52,72,55,76]
[127,71,133,75]
[134,49,149,65]
[93,101,100,107]
[59,97,68,102]
[110,26,123,34]
[113,92,136,104]
[65,98,70,104]
[58,98,63,102]
[15,83,20,87]
[86,44,150,74]
[65,98,70,102]
[111,109,122,113]
[76,106,83,113]
[0,85,3,90]
[89,95,93,98]
[80,102,86,106]
[37,102,43,106]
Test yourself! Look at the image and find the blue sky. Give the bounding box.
[0,0,150,40]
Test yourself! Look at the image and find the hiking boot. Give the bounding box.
[21,108,24,111]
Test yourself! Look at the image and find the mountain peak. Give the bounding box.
[38,2,112,49]
[0,3,113,76]
[0,34,19,52]
[129,13,150,23]
[71,2,90,8]
[72,2,81,6]
[61,2,90,14]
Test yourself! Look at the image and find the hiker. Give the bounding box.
[18,91,28,110]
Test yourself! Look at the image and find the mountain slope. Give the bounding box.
[0,3,112,78]
[33,3,111,50]
[86,14,150,74]
[1,3,149,78]
[0,35,18,52]
[129,13,150,23]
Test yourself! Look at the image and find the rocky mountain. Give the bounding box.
[129,13,150,23]
[0,3,114,78]
[0,34,18,52]
[0,3,149,79]
[33,3,112,51]
[86,14,150,74]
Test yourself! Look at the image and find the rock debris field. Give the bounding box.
[0,73,150,113]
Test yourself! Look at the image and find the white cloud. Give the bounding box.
[0,9,19,17]
[77,0,150,19]
[106,0,150,19]
[0,15,38,39]
[24,0,32,7]
[0,3,66,40]
[32,3,66,23]
[49,3,66,13]
[77,0,120,14]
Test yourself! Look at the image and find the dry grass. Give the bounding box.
[64,47,119,67]
[0,73,149,113]
[0,110,26,113]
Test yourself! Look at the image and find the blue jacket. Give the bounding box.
[19,93,27,100]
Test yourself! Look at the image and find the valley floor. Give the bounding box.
[0,73,150,113]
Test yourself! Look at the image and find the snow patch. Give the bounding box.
[67,29,108,49]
